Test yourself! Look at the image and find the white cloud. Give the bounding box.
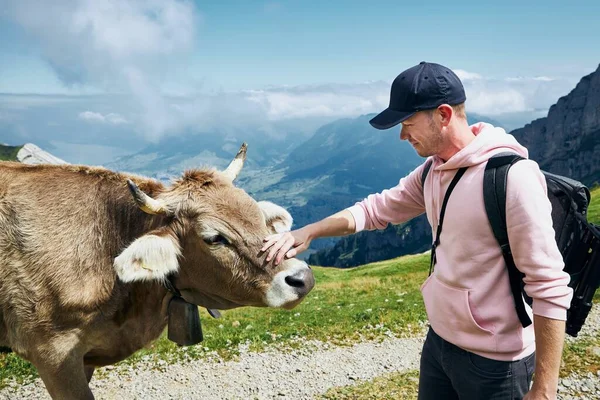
[533,76,555,81]
[425,68,576,116]
[239,72,577,120]
[460,73,576,115]
[5,0,199,140]
[106,113,128,124]
[1,71,580,141]
[57,71,582,133]
[245,85,388,120]
[505,76,556,82]
[453,69,483,81]
[79,111,105,122]
[5,0,198,80]
[464,88,528,115]
[79,111,128,124]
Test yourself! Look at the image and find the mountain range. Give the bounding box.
[309,63,600,267]
[511,66,600,185]
[4,65,599,267]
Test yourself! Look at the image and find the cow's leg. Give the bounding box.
[29,334,94,400]
[35,356,94,400]
[84,365,95,383]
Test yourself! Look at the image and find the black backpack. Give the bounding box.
[421,153,600,337]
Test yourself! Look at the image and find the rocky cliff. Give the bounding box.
[511,64,600,186]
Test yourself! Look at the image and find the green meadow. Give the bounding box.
[0,145,22,161]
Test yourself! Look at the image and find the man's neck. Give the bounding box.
[437,123,476,162]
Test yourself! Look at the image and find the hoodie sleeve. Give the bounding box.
[346,161,428,232]
[505,159,573,320]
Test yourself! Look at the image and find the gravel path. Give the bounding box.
[1,306,598,399]
[0,337,425,400]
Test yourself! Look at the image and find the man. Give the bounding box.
[261,61,573,399]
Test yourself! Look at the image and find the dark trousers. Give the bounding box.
[418,327,535,400]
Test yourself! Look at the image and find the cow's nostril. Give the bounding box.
[283,268,315,298]
[285,274,305,288]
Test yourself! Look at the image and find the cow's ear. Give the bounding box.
[114,229,181,283]
[258,201,293,233]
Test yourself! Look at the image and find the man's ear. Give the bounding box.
[258,201,293,233]
[114,228,181,283]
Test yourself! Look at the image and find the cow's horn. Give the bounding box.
[222,143,247,181]
[126,179,170,215]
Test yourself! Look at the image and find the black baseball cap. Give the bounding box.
[369,61,466,130]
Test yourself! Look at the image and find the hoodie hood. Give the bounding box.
[435,122,529,171]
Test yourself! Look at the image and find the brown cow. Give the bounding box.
[0,144,315,399]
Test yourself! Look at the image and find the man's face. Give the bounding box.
[399,110,444,157]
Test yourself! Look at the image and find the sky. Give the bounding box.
[2,0,599,92]
[1,0,599,161]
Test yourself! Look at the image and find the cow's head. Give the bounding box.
[114,143,314,310]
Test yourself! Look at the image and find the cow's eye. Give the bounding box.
[204,234,229,246]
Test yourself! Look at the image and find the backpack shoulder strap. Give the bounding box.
[483,152,532,327]
[421,159,433,189]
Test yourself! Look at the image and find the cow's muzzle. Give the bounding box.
[265,261,315,308]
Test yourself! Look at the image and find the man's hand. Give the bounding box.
[262,228,312,265]
[261,209,356,265]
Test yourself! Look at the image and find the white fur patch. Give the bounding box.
[258,201,293,233]
[199,227,221,240]
[265,261,309,307]
[114,234,181,283]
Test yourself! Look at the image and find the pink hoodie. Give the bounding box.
[347,122,573,361]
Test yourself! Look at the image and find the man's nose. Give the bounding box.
[399,127,408,141]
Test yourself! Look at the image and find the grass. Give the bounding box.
[0,353,38,389]
[561,337,600,378]
[588,186,600,224]
[0,145,22,161]
[1,187,599,394]
[319,370,420,400]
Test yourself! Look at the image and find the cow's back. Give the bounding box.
[0,162,163,351]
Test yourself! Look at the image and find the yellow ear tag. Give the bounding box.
[139,261,154,272]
